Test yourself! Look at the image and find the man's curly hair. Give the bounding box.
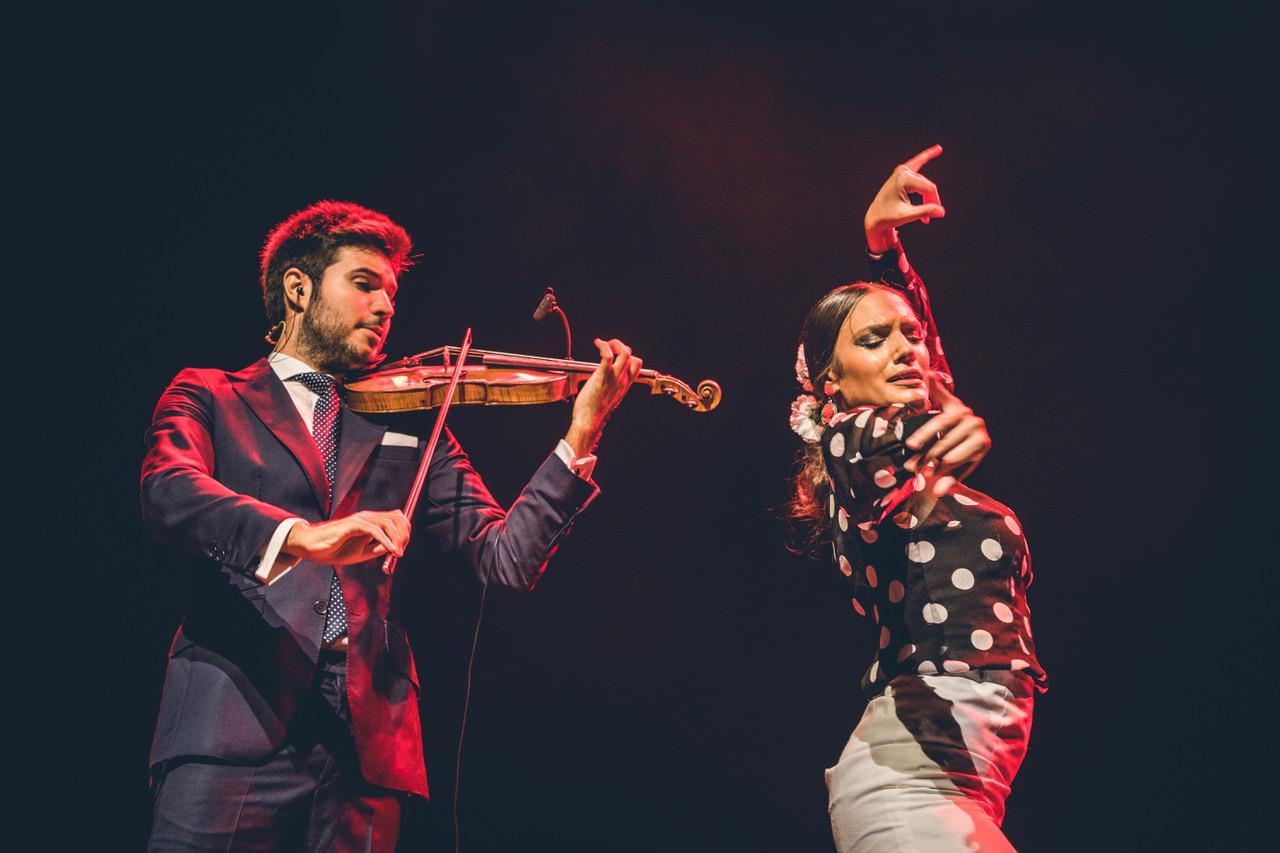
[260,200,414,326]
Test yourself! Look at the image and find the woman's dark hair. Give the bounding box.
[789,281,917,540]
[259,200,414,327]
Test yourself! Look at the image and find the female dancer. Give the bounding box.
[791,146,1046,852]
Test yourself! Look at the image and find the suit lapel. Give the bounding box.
[332,405,387,515]
[233,359,330,515]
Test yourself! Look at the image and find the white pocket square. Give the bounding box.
[381,431,419,447]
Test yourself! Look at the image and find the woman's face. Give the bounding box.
[828,288,931,409]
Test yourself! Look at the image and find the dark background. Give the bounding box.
[65,2,1267,850]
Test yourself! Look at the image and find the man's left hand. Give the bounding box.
[564,338,643,456]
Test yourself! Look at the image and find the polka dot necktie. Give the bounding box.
[290,372,347,644]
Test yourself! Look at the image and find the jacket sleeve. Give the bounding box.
[140,369,295,573]
[417,427,600,591]
[823,404,937,528]
[868,243,954,390]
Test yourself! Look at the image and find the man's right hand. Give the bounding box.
[282,510,410,565]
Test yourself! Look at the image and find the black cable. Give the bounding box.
[553,305,572,360]
[453,574,489,853]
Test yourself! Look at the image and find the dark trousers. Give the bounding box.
[149,652,403,852]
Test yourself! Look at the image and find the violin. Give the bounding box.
[345,344,722,414]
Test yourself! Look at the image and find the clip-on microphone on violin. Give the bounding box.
[532,286,572,359]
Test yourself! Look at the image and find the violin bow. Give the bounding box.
[381,327,473,575]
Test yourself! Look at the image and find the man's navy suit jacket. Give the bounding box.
[140,358,598,797]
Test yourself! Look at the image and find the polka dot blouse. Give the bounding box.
[823,404,1047,696]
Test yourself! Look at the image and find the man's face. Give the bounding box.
[298,246,398,372]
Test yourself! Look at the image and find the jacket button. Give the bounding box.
[313,599,329,615]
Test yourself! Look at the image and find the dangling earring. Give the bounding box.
[823,379,839,399]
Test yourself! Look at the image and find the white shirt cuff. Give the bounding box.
[254,517,303,584]
[555,438,597,482]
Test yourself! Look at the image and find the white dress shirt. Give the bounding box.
[254,352,597,583]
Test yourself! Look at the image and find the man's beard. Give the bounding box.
[297,298,371,374]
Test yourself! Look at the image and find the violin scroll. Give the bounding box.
[651,375,722,413]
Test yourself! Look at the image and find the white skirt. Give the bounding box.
[825,672,1035,852]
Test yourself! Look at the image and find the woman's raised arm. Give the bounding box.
[860,146,990,495]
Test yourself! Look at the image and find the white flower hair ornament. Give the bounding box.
[790,343,840,444]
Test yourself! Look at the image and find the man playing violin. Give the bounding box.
[141,200,641,851]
